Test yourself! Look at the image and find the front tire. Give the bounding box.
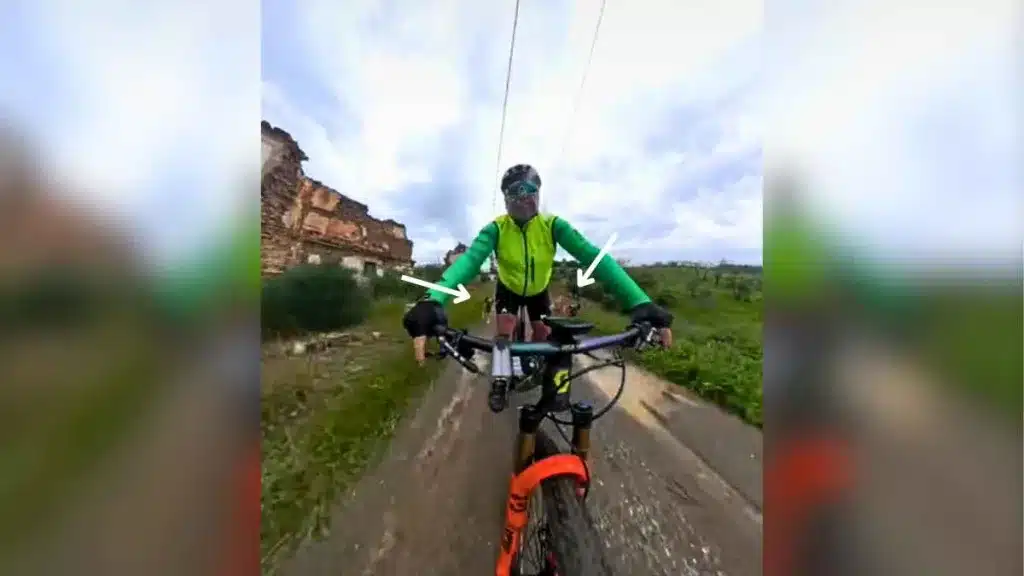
[512,429,612,576]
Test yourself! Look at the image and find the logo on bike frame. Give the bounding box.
[553,370,571,394]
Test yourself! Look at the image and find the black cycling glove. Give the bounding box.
[628,302,674,329]
[402,299,447,338]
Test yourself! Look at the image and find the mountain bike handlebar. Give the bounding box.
[432,323,656,375]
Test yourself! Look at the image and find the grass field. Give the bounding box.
[563,263,764,427]
[259,287,485,572]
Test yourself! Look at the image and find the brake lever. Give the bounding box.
[436,333,482,374]
[630,322,661,351]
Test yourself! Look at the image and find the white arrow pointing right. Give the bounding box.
[400,275,472,304]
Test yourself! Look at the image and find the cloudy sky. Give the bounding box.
[0,0,1016,270]
[261,0,764,265]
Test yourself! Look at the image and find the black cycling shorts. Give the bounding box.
[493,281,551,321]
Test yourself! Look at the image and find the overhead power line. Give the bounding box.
[543,0,608,213]
[490,0,523,216]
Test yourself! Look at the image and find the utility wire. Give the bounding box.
[543,0,607,213]
[488,0,522,278]
[490,0,523,216]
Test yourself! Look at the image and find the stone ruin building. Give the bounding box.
[260,121,413,277]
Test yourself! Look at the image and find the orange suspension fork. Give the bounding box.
[496,404,591,576]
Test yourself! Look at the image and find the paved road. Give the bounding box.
[282,334,763,576]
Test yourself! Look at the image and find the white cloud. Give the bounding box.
[5,0,1010,274]
[1,0,260,264]
[262,0,764,264]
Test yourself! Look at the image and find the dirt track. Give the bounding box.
[281,329,763,576]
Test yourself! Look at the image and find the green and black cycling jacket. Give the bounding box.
[426,214,651,311]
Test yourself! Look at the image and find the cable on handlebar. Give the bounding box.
[545,323,659,426]
[432,322,658,425]
[545,346,628,426]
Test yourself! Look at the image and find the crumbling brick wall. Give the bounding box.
[261,122,306,275]
[260,121,414,276]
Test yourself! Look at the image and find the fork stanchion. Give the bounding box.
[514,404,544,474]
[570,402,594,460]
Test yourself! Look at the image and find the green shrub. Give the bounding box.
[629,269,660,293]
[600,293,619,312]
[262,265,371,339]
[261,277,298,338]
[686,277,703,297]
[580,283,605,302]
[415,264,444,283]
[654,288,681,308]
[634,327,763,427]
[733,279,752,301]
[371,270,420,300]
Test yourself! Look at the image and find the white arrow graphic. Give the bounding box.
[400,275,472,304]
[576,232,618,288]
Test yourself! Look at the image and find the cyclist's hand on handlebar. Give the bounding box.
[629,302,674,348]
[402,299,447,365]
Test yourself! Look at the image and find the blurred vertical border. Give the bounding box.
[0,1,261,575]
[763,1,1022,574]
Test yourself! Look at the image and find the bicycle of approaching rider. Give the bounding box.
[400,161,674,573]
[421,313,665,576]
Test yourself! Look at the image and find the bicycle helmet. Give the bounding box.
[500,164,542,195]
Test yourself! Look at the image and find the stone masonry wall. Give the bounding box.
[261,121,414,276]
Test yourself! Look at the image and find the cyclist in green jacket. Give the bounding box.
[403,163,674,411]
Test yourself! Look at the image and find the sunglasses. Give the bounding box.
[502,180,539,199]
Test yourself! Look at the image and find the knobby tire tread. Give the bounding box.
[531,428,613,576]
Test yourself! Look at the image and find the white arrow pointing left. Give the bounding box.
[400,275,472,304]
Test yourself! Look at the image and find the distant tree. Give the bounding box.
[686,277,703,298]
[630,269,659,292]
[733,278,752,301]
[654,289,680,308]
[416,263,444,283]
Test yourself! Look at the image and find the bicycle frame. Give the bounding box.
[496,343,595,576]
[433,321,650,576]
[497,379,595,576]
